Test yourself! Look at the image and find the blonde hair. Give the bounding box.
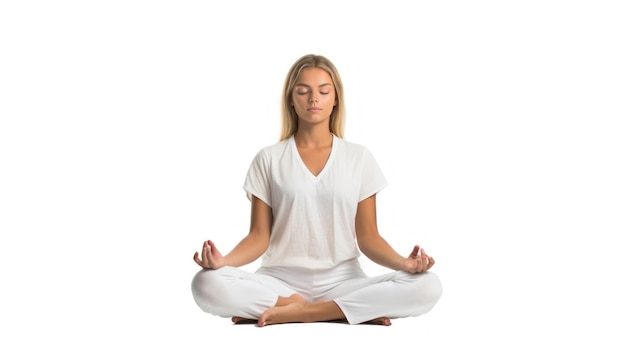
[280,54,345,141]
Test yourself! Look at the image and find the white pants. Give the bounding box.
[191,259,442,325]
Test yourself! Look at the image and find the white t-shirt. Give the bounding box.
[243,135,387,269]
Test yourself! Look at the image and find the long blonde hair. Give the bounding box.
[280,54,345,141]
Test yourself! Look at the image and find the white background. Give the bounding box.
[1,1,624,350]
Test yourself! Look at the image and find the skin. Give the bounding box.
[193,67,435,327]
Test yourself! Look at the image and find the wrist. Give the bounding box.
[394,257,407,272]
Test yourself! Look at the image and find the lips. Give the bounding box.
[307,107,321,111]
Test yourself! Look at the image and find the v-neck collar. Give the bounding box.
[291,134,336,180]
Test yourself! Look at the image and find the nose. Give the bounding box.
[309,95,318,103]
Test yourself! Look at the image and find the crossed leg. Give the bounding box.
[231,293,391,327]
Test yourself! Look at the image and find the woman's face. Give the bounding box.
[291,67,336,127]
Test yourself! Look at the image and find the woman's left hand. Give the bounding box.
[401,245,435,273]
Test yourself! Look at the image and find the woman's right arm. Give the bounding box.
[193,195,272,269]
[222,195,272,267]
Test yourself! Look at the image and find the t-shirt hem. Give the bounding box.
[358,182,388,202]
[243,186,272,207]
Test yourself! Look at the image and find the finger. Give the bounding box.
[410,245,420,257]
[202,243,210,265]
[428,256,435,269]
[204,243,216,268]
[193,252,203,266]
[415,253,423,272]
[420,249,433,268]
[207,240,218,256]
[417,249,428,272]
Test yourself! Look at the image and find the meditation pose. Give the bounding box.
[191,54,442,327]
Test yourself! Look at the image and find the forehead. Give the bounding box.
[295,67,333,85]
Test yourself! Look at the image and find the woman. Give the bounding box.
[191,54,442,327]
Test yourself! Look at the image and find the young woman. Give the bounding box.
[191,54,442,327]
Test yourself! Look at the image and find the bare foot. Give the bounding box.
[362,317,392,326]
[231,317,258,324]
[232,294,308,325]
[258,301,309,327]
[241,294,391,327]
[258,299,346,327]
[276,293,308,306]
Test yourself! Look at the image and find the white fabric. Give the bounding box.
[191,259,442,324]
[243,135,388,269]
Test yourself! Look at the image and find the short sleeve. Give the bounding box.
[243,149,272,206]
[359,148,388,201]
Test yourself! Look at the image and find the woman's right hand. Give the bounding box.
[193,240,226,269]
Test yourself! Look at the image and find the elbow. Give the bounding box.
[356,237,373,258]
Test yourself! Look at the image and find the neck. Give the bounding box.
[294,127,333,148]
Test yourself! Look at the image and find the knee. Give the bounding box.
[420,271,443,303]
[409,271,443,313]
[191,269,224,313]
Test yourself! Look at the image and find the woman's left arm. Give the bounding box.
[355,194,435,273]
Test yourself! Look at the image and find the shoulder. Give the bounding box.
[261,137,290,154]
[335,137,373,158]
[251,138,291,161]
